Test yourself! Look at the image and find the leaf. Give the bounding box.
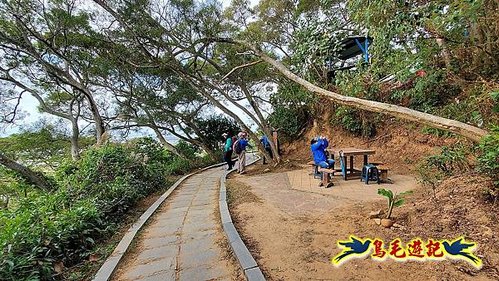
[393,199,405,207]
[398,190,413,197]
[377,188,393,199]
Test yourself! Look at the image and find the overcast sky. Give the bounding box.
[1,0,263,141]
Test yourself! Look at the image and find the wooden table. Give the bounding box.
[327,148,376,180]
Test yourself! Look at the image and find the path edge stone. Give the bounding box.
[93,161,228,281]
[219,154,266,281]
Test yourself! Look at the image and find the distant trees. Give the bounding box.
[1,0,497,171]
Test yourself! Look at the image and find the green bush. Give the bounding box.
[175,140,199,160]
[331,107,376,137]
[417,145,471,195]
[268,83,315,140]
[0,137,211,280]
[477,126,499,189]
[0,194,103,280]
[268,106,310,139]
[60,141,170,217]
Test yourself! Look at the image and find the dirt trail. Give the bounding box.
[227,166,498,281]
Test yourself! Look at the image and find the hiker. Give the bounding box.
[260,135,272,164]
[234,132,251,174]
[222,132,235,170]
[311,136,335,169]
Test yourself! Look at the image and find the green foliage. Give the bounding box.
[0,138,212,280]
[417,145,472,195]
[193,115,240,151]
[425,145,470,175]
[377,188,413,219]
[394,70,461,112]
[175,140,199,160]
[477,126,499,188]
[330,107,377,138]
[0,127,71,167]
[268,83,316,140]
[0,192,104,280]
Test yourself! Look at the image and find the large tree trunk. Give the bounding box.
[70,118,80,160]
[235,40,488,142]
[238,82,281,164]
[0,152,52,191]
[150,126,182,157]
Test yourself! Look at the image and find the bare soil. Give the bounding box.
[281,119,466,175]
[227,167,498,281]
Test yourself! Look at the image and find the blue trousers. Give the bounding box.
[318,159,335,169]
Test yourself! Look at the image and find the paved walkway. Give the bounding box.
[233,166,416,216]
[112,167,237,281]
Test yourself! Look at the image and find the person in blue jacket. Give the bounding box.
[235,132,251,174]
[260,135,272,164]
[311,136,335,169]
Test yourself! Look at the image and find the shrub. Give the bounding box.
[0,194,103,280]
[268,83,315,141]
[331,107,377,138]
[268,106,310,140]
[477,126,499,202]
[0,138,208,280]
[417,144,471,197]
[60,142,168,217]
[175,141,199,160]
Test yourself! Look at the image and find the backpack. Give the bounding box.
[233,140,243,154]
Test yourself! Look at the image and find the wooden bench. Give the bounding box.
[376,165,391,183]
[318,167,335,188]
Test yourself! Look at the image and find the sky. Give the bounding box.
[1,0,263,142]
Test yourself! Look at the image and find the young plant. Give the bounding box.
[377,188,413,219]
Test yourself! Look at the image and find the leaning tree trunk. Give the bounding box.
[0,152,52,191]
[232,40,489,143]
[70,118,80,160]
[150,125,182,157]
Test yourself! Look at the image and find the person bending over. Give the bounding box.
[310,136,335,169]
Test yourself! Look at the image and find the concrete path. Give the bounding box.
[112,167,238,281]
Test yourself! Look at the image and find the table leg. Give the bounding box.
[350,156,354,174]
[364,155,368,166]
[342,156,347,180]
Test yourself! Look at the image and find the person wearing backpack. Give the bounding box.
[234,132,251,174]
[222,132,235,170]
[260,135,272,164]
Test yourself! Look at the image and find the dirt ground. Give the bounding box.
[226,164,499,281]
[282,119,466,175]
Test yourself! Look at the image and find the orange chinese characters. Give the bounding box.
[426,239,444,258]
[389,239,406,259]
[372,239,387,259]
[407,239,425,258]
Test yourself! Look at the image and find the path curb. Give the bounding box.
[93,161,228,281]
[219,155,266,281]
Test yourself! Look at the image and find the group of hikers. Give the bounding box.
[222,131,275,174]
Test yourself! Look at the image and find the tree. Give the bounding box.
[0,151,52,191]
[0,0,108,145]
[231,39,488,142]
[91,0,282,163]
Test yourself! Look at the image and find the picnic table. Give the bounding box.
[327,148,376,180]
